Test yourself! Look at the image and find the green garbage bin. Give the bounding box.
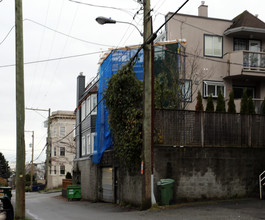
[67,185,81,201]
[157,179,174,205]
[0,187,12,200]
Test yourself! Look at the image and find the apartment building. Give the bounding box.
[48,110,76,189]
[163,2,265,112]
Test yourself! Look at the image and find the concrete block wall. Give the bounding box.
[73,158,98,201]
[154,146,265,202]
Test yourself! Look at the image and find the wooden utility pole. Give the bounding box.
[15,0,25,219]
[142,0,152,210]
[45,108,51,190]
[30,131,34,191]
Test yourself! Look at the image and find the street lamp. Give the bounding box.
[95,16,143,37]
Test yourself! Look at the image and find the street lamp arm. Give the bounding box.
[96,16,143,36]
[115,20,143,37]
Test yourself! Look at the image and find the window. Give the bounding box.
[54,147,56,156]
[53,127,57,137]
[203,81,225,98]
[91,133,95,153]
[86,97,91,116]
[54,166,56,175]
[87,134,91,155]
[234,39,248,51]
[91,95,97,114]
[60,147,65,156]
[180,80,192,102]
[60,165,65,175]
[81,101,86,121]
[204,35,223,57]
[82,136,85,156]
[233,86,255,99]
[60,126,65,137]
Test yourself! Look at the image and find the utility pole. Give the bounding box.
[46,108,51,190]
[30,131,34,191]
[142,0,152,210]
[15,0,25,219]
[25,107,51,190]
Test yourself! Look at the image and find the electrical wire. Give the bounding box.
[68,0,137,16]
[24,19,115,48]
[0,25,14,46]
[0,50,107,69]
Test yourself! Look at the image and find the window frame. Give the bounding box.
[82,135,86,156]
[54,146,56,157]
[60,165,65,175]
[60,147,65,156]
[81,101,86,121]
[180,80,192,102]
[91,95,97,115]
[203,80,225,98]
[59,126,65,137]
[86,134,91,155]
[204,34,223,58]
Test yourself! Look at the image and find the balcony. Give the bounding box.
[227,50,265,78]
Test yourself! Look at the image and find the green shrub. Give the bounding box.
[206,95,214,112]
[216,89,226,113]
[195,91,204,111]
[240,89,248,114]
[227,90,236,113]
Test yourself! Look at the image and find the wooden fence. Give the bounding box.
[154,110,265,147]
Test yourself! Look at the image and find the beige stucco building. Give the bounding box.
[47,111,76,189]
[163,2,265,112]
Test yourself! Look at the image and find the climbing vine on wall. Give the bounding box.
[105,64,143,174]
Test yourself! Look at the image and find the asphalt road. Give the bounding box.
[11,191,265,220]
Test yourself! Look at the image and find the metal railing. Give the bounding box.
[259,170,265,199]
[243,51,265,72]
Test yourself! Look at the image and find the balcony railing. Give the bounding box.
[243,51,265,72]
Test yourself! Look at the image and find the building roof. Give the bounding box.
[224,11,265,37]
[229,10,265,29]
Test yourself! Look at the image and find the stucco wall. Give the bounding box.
[154,146,265,202]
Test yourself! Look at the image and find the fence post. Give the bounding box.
[248,114,252,147]
[201,111,204,147]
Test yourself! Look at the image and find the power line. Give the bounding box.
[0,25,15,46]
[68,0,137,16]
[0,50,107,69]
[24,19,115,48]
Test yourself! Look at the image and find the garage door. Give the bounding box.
[102,168,113,203]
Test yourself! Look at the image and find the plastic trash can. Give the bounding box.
[157,179,174,205]
[67,185,81,201]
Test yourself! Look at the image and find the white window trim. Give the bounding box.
[86,134,91,155]
[81,101,86,121]
[91,133,95,154]
[91,95,97,115]
[59,126,65,137]
[82,136,86,156]
[86,97,91,116]
[180,80,192,102]
[203,81,225,98]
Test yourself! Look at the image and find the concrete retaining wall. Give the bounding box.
[154,146,265,202]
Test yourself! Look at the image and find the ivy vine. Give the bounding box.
[105,64,143,174]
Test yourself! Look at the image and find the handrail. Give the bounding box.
[259,170,265,199]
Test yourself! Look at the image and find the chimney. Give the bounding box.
[76,72,85,107]
[198,1,208,17]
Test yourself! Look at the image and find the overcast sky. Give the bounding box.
[1,0,265,167]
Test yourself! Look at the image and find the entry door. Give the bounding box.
[249,40,261,67]
[102,168,113,203]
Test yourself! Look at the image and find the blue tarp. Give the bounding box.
[92,48,144,163]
